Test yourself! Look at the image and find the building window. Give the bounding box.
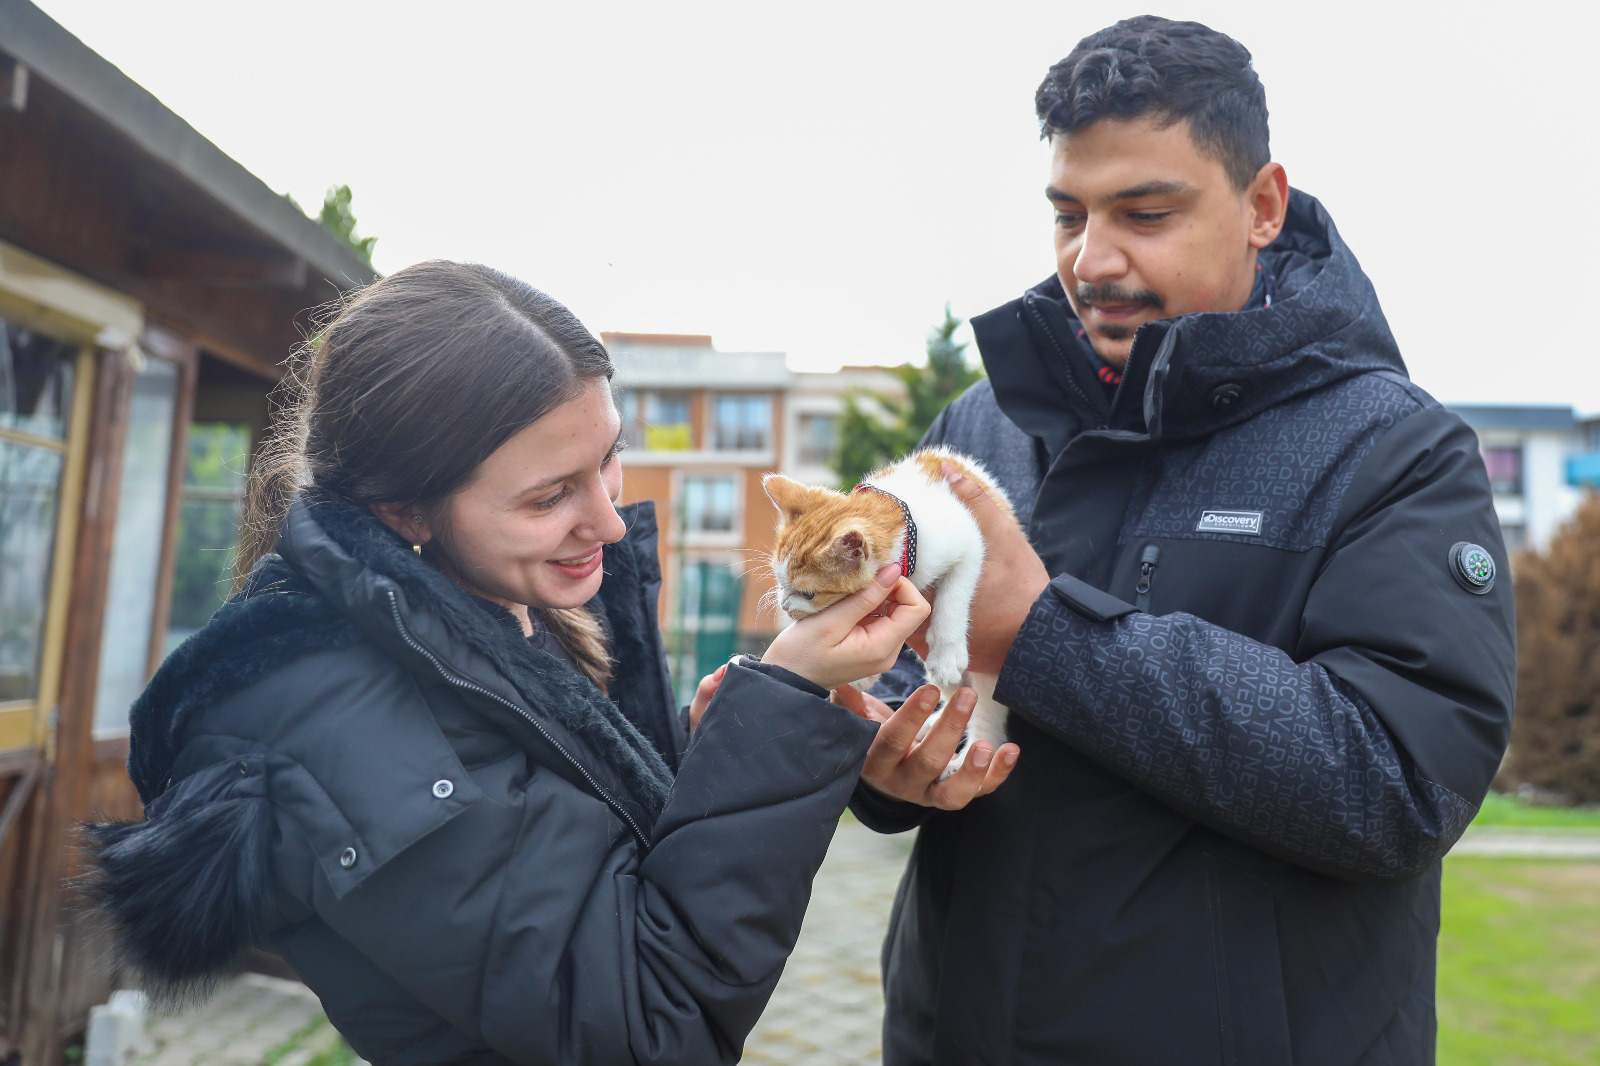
[1483,446,1523,496]
[94,356,180,736]
[166,423,251,655]
[0,321,78,705]
[672,560,743,705]
[619,389,693,452]
[712,394,770,451]
[797,413,837,466]
[681,475,737,534]
[1498,522,1525,552]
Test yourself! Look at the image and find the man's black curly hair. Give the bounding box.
[1036,16,1269,190]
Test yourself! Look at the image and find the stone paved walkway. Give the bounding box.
[136,974,356,1066]
[743,817,913,1065]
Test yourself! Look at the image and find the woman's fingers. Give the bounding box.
[852,578,931,667]
[817,565,901,634]
[687,663,728,733]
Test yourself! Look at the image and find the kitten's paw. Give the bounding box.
[924,659,966,691]
[849,673,883,693]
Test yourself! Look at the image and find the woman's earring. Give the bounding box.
[412,515,425,555]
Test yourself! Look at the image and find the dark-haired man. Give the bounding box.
[848,16,1515,1066]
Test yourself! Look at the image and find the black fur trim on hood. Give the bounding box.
[125,561,353,806]
[79,759,276,1003]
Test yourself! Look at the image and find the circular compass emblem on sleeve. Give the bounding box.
[1449,542,1496,594]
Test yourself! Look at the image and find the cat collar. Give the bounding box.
[853,483,918,578]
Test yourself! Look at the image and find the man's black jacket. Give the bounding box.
[852,191,1515,1066]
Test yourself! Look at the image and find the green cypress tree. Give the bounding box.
[834,304,983,488]
[285,185,377,266]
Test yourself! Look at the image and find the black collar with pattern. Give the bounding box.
[853,483,918,578]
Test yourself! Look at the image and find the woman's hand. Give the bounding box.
[687,663,728,734]
[833,684,1020,808]
[762,565,930,692]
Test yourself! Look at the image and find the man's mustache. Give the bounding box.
[1074,283,1163,311]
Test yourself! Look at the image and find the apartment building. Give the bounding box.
[783,365,907,488]
[1449,404,1587,552]
[604,333,792,696]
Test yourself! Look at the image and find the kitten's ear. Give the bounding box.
[763,474,813,526]
[828,530,866,568]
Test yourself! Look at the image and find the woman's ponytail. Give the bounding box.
[233,346,316,593]
[540,607,613,694]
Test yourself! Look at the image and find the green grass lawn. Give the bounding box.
[1471,792,1600,830]
[1438,857,1600,1065]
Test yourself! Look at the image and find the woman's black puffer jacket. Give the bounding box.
[85,492,876,1065]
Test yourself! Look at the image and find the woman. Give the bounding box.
[83,262,932,1065]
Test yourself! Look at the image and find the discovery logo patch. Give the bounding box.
[1196,509,1264,536]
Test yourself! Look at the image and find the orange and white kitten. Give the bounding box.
[763,446,1018,778]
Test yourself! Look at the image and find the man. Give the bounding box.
[846,16,1515,1066]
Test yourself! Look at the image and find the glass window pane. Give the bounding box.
[713,395,769,451]
[165,423,250,654]
[1483,447,1522,495]
[1,319,78,440]
[643,391,692,451]
[682,475,737,533]
[94,358,179,735]
[0,440,64,702]
[799,414,837,465]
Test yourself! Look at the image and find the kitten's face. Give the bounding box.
[762,475,902,619]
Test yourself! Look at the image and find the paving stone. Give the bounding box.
[744,816,913,1065]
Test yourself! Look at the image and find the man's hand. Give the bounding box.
[909,466,1051,675]
[834,684,1020,808]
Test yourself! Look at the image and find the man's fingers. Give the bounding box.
[942,464,1009,537]
[908,690,976,776]
[927,741,1020,809]
[865,686,942,759]
[928,742,992,808]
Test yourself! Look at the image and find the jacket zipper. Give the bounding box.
[385,589,649,848]
[1023,293,1102,419]
[1134,544,1161,611]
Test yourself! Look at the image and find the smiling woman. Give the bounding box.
[79,261,940,1066]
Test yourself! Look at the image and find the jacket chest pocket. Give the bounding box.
[1115,537,1319,646]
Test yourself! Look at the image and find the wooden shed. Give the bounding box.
[0,2,377,1058]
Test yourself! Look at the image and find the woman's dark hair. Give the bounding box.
[1035,16,1269,191]
[238,261,617,689]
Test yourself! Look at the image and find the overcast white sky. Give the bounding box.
[31,0,1600,410]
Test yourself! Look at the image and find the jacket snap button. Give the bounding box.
[339,847,358,869]
[237,762,248,776]
[432,779,454,799]
[1208,383,1243,408]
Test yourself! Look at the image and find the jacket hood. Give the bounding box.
[973,190,1407,456]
